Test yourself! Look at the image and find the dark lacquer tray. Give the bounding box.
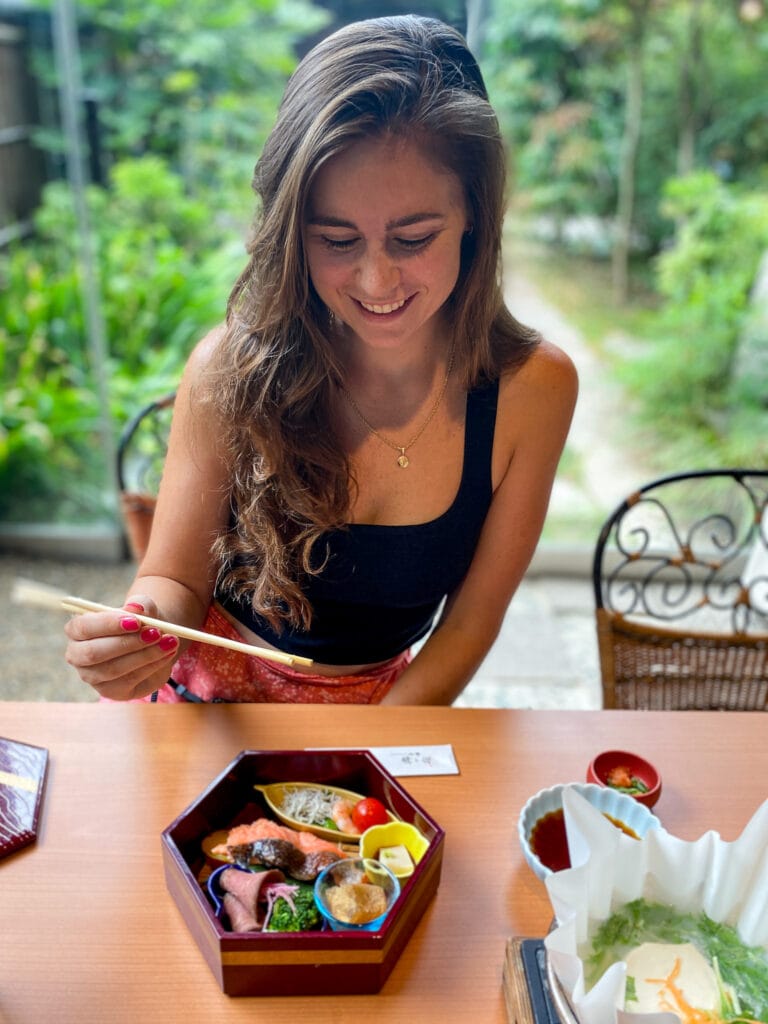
[161,749,445,996]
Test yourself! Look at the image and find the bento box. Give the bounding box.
[161,749,445,996]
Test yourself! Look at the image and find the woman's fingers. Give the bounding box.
[62,592,182,699]
[85,659,176,702]
[63,601,180,701]
[65,628,175,674]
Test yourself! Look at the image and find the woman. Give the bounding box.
[65,15,578,704]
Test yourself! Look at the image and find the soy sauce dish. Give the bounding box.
[518,782,661,881]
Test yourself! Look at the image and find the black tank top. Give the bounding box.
[218,379,499,664]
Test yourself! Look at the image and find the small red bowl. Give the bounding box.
[587,750,661,808]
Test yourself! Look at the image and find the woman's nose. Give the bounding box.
[357,248,400,296]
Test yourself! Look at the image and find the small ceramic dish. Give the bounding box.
[358,821,430,878]
[586,749,662,808]
[518,782,662,881]
[254,782,395,843]
[314,857,400,932]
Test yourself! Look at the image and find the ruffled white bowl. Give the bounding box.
[518,782,661,881]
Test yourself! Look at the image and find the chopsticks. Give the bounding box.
[11,577,314,668]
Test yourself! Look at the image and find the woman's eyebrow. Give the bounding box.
[306,212,446,229]
[305,214,356,228]
[387,212,445,229]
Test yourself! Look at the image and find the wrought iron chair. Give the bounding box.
[116,392,176,560]
[593,468,768,710]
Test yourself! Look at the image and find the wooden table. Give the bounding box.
[1,704,765,1024]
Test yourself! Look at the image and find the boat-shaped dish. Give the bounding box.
[253,781,396,843]
[161,749,445,996]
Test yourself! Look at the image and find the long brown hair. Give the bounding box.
[210,15,540,629]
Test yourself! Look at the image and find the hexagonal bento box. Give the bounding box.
[161,749,445,996]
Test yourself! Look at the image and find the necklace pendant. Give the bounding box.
[397,450,410,468]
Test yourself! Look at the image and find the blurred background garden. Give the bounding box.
[1,0,767,559]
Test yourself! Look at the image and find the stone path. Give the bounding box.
[503,264,654,529]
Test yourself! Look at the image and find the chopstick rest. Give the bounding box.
[11,577,313,668]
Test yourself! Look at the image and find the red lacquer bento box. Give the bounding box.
[161,749,445,996]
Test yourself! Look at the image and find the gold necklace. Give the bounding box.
[342,344,456,468]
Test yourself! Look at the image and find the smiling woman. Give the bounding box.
[63,14,578,705]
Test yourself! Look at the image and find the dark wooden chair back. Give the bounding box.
[117,393,176,560]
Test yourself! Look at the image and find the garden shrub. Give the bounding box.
[0,156,244,522]
[620,171,768,465]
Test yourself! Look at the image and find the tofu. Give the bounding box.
[378,844,414,875]
[623,942,720,1012]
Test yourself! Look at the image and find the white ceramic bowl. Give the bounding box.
[518,782,661,881]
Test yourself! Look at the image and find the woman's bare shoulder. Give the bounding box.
[184,323,228,379]
[489,338,578,484]
[501,337,578,404]
[171,324,229,431]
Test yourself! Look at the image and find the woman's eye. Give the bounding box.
[321,236,358,251]
[394,234,435,252]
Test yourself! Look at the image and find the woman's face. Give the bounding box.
[304,135,469,354]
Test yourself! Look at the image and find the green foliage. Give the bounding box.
[32,0,330,207]
[3,0,330,525]
[485,1,618,230]
[0,157,244,522]
[619,171,768,464]
[483,0,768,256]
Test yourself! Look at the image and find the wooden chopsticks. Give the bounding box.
[11,578,314,668]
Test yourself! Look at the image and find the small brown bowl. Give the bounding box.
[587,750,661,808]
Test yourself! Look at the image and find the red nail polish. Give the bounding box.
[158,635,178,652]
[125,602,145,613]
[120,617,140,632]
[140,627,160,643]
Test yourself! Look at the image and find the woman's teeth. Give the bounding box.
[359,298,406,314]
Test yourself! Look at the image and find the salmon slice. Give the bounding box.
[212,818,345,857]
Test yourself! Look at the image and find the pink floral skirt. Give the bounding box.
[143,605,412,704]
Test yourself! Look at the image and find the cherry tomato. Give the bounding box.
[351,797,389,832]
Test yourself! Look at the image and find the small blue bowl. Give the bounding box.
[314,857,400,932]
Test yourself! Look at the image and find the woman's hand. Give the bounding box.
[64,594,180,701]
[64,331,231,702]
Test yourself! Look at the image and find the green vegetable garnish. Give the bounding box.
[584,898,768,1021]
[625,976,637,1004]
[264,882,321,932]
[608,779,649,795]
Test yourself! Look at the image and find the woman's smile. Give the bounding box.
[358,297,408,315]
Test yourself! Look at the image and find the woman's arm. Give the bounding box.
[381,340,578,705]
[64,329,232,700]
